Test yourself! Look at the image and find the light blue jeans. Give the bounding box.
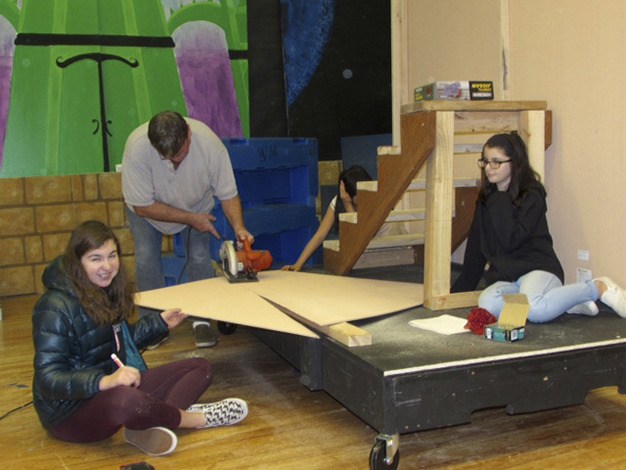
[479,270,599,323]
[127,208,214,317]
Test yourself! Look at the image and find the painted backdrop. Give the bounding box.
[0,0,247,177]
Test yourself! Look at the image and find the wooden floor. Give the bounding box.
[3,295,626,469]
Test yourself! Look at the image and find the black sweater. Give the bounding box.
[451,188,564,293]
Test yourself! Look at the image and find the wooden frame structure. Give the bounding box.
[399,100,552,310]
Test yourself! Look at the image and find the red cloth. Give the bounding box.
[465,307,497,335]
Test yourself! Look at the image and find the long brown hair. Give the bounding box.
[61,220,135,326]
[478,132,546,206]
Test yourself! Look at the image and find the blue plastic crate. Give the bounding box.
[173,232,185,258]
[221,138,318,208]
[162,255,188,286]
[253,225,322,267]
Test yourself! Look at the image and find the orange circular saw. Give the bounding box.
[219,238,273,283]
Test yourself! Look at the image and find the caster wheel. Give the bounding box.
[369,440,399,470]
[217,321,238,335]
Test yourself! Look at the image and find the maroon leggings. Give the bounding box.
[50,357,212,443]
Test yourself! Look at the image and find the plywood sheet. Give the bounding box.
[135,278,319,338]
[135,271,424,338]
[248,271,423,326]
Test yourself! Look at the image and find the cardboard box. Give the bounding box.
[484,294,529,342]
[414,80,494,102]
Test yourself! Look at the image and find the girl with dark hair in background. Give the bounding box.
[282,165,403,271]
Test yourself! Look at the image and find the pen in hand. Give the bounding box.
[111,353,124,369]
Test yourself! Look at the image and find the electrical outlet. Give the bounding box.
[577,268,592,283]
[577,250,590,261]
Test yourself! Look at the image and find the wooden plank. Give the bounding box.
[429,291,482,310]
[359,176,479,192]
[324,234,425,251]
[402,100,547,114]
[519,110,546,182]
[451,186,479,253]
[339,208,426,224]
[352,246,415,270]
[423,111,455,309]
[322,322,372,347]
[378,145,401,155]
[391,0,408,147]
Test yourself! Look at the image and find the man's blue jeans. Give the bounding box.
[126,207,214,317]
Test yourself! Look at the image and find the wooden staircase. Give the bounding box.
[323,111,435,274]
[323,110,480,275]
[323,101,552,311]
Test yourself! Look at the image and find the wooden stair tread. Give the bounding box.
[323,233,425,251]
[358,177,479,192]
[339,208,426,224]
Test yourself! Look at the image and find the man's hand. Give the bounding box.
[188,213,220,238]
[235,229,255,247]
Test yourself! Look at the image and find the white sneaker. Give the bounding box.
[124,426,177,456]
[567,301,599,316]
[596,277,626,318]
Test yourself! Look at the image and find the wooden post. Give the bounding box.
[423,111,454,309]
[519,110,546,182]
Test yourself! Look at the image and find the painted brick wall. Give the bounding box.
[0,162,337,299]
[0,172,172,297]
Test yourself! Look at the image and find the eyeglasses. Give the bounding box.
[477,158,512,169]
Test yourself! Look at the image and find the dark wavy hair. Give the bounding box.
[334,165,373,222]
[478,132,546,206]
[61,220,135,326]
[147,110,189,160]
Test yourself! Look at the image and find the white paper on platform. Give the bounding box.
[408,314,469,335]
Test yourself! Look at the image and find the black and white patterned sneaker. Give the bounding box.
[187,398,248,428]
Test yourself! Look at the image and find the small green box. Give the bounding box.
[484,294,529,342]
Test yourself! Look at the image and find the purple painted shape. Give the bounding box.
[0,24,16,169]
[173,22,242,138]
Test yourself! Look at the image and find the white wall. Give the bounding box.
[405,0,626,285]
[508,0,626,284]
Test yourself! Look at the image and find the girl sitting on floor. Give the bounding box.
[32,220,248,456]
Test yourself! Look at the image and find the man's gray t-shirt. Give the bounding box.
[122,118,238,235]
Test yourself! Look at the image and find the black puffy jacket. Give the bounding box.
[32,257,168,429]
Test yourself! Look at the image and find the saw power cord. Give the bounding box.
[176,227,192,285]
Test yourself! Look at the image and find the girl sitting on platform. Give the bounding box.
[451,132,626,322]
[282,164,404,271]
[32,220,248,456]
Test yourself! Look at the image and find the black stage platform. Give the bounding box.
[251,266,626,469]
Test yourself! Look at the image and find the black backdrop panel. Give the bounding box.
[248,0,391,161]
[248,0,289,137]
[285,0,391,160]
